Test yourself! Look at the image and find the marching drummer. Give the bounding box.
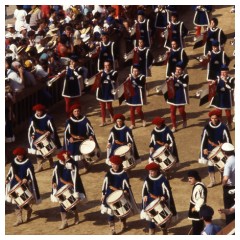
[51,150,87,230]
[96,59,118,127]
[100,155,139,235]
[149,116,179,177]
[64,103,100,173]
[5,147,41,227]
[28,103,62,173]
[165,62,189,132]
[106,113,141,168]
[140,162,177,235]
[199,109,232,188]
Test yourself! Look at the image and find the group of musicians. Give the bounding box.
[5,5,235,235]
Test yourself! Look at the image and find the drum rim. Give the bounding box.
[106,190,124,204]
[114,145,130,156]
[33,132,49,144]
[55,184,72,197]
[8,181,28,194]
[155,213,173,226]
[158,159,176,171]
[145,198,161,211]
[62,198,81,211]
[208,146,221,159]
[152,146,167,158]
[16,195,34,208]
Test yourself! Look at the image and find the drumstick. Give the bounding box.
[187,227,193,235]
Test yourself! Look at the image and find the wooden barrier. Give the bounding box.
[217,220,235,235]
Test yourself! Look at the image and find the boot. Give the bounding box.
[120,218,127,231]
[207,172,216,188]
[149,228,155,235]
[108,221,116,235]
[74,210,80,225]
[162,227,168,235]
[13,209,23,227]
[35,158,43,173]
[59,212,68,230]
[25,205,32,222]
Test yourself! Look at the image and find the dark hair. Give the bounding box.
[211,17,218,26]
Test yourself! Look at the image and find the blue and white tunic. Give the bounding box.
[125,74,146,106]
[62,66,82,98]
[28,113,61,155]
[166,47,189,77]
[140,173,177,221]
[106,124,140,164]
[207,50,229,81]
[135,18,151,48]
[64,115,96,161]
[5,157,41,205]
[164,21,188,49]
[199,121,232,162]
[210,76,235,109]
[166,73,189,106]
[51,157,86,208]
[98,41,115,71]
[193,6,212,26]
[204,27,227,55]
[154,8,169,29]
[149,125,179,163]
[96,70,118,102]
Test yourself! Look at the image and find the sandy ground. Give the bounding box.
[5,5,235,235]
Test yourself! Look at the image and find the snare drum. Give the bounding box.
[145,198,172,226]
[55,185,80,211]
[106,190,132,219]
[114,145,136,170]
[8,182,33,208]
[152,146,176,171]
[34,132,56,158]
[208,146,227,172]
[79,139,100,163]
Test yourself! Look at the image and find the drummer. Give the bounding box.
[100,155,139,235]
[199,109,232,188]
[64,103,100,173]
[106,113,141,167]
[5,147,41,227]
[51,150,87,230]
[140,162,177,235]
[28,103,62,173]
[149,116,180,174]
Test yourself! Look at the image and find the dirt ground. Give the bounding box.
[5,5,235,235]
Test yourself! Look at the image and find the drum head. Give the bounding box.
[114,145,130,156]
[8,182,22,194]
[55,184,71,197]
[145,198,160,211]
[33,132,48,144]
[208,146,220,159]
[107,190,123,203]
[152,146,166,158]
[80,140,96,154]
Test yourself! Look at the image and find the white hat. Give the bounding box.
[35,43,45,54]
[6,23,14,29]
[221,143,235,152]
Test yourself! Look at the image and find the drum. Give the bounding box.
[55,185,80,211]
[114,145,136,170]
[8,182,33,208]
[33,132,56,158]
[152,146,176,171]
[145,198,172,226]
[106,190,132,219]
[208,146,227,172]
[79,139,100,163]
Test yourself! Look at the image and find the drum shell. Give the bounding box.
[145,198,172,226]
[152,146,176,171]
[114,145,136,170]
[33,133,56,157]
[8,182,33,208]
[55,185,80,211]
[106,190,133,219]
[208,146,227,172]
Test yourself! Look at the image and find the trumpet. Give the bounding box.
[47,70,66,87]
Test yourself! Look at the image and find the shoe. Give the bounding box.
[13,219,23,227]
[142,120,146,127]
[59,222,68,230]
[99,122,106,127]
[26,208,32,222]
[129,125,135,129]
[171,127,176,133]
[182,121,187,128]
[162,228,168,235]
[149,228,155,235]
